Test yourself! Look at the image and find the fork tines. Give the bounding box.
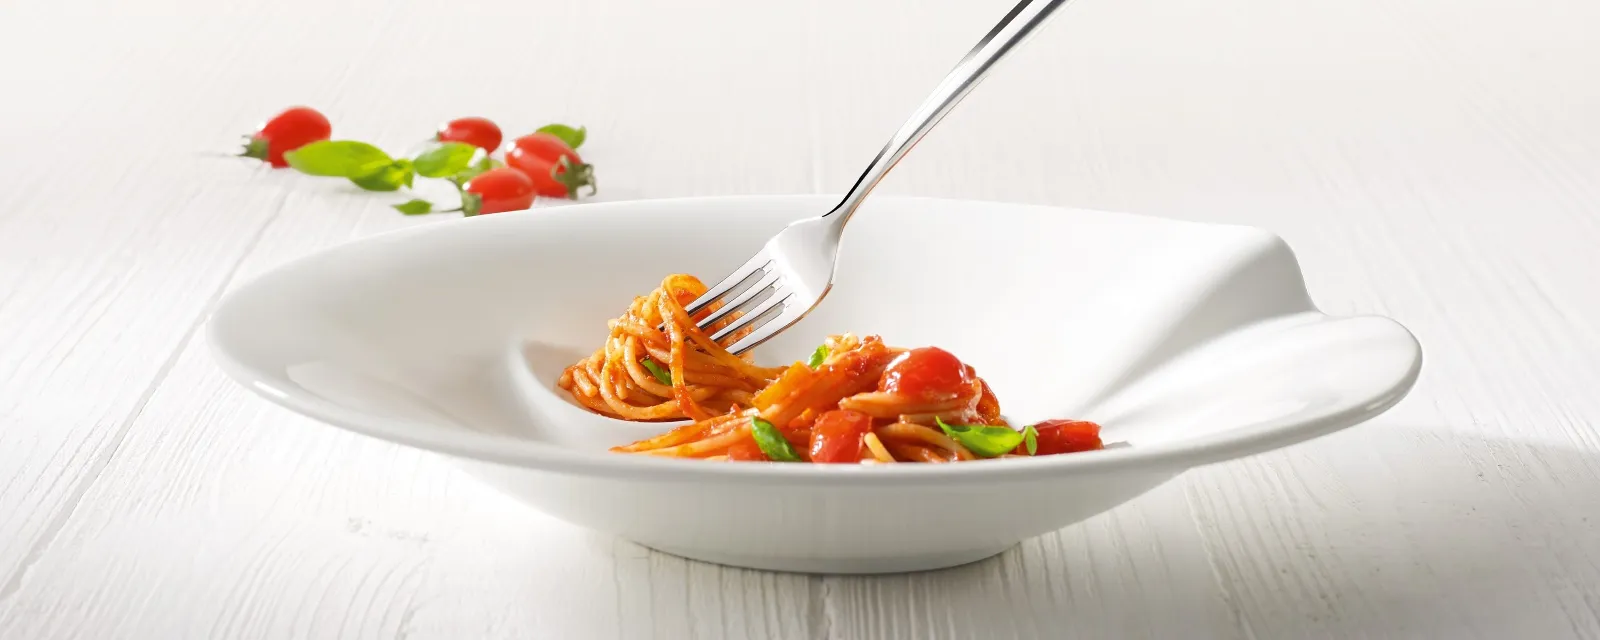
[667,251,795,355]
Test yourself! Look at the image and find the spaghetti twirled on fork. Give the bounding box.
[558,274,786,422]
[559,275,1104,463]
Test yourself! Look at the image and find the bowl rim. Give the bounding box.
[206,194,1423,485]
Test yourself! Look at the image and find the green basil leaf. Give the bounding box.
[349,159,413,192]
[285,140,393,177]
[806,344,829,369]
[751,417,802,462]
[392,199,433,215]
[536,123,587,149]
[1022,424,1038,455]
[640,357,672,385]
[936,416,1025,458]
[413,142,479,178]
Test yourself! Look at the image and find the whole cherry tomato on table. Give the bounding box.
[240,107,331,168]
[461,167,536,215]
[506,132,595,199]
[436,117,502,152]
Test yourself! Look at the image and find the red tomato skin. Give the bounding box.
[506,133,584,197]
[250,106,331,168]
[1018,420,1103,456]
[437,117,502,152]
[726,439,768,461]
[463,167,536,214]
[809,410,874,463]
[506,132,581,165]
[878,347,972,401]
[508,156,571,198]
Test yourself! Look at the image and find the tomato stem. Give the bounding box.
[459,192,483,217]
[238,136,270,161]
[552,157,597,199]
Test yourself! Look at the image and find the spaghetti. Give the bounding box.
[560,274,1105,464]
[558,274,786,422]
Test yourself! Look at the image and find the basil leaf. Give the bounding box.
[806,344,829,369]
[536,123,587,149]
[640,357,672,385]
[413,142,479,178]
[349,159,413,192]
[751,417,801,462]
[391,199,433,215]
[936,417,1025,458]
[285,140,393,177]
[1022,424,1038,455]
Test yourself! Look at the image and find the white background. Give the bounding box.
[2,0,1598,637]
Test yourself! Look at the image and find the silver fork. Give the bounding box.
[683,0,1074,355]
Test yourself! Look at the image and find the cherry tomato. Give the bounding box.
[809,410,874,463]
[242,107,332,168]
[1017,419,1103,456]
[726,439,768,462]
[878,347,972,400]
[506,132,578,165]
[506,133,594,198]
[437,117,502,152]
[462,167,535,215]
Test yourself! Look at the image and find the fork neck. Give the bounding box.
[819,0,1071,234]
[820,143,904,235]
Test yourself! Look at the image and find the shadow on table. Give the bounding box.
[829,426,1600,639]
[590,426,1600,639]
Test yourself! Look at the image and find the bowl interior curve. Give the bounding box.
[207,195,1422,479]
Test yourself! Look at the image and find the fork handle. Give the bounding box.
[822,0,1074,229]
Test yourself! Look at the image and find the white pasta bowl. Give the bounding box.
[207,195,1421,574]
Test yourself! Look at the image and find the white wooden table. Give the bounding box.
[3,0,1598,637]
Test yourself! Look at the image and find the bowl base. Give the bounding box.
[636,541,1015,574]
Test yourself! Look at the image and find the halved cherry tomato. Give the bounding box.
[878,347,972,401]
[726,439,768,461]
[506,133,594,199]
[809,409,874,463]
[437,117,502,152]
[241,106,331,168]
[1018,419,1103,456]
[462,167,535,215]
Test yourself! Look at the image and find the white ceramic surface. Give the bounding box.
[206,195,1421,574]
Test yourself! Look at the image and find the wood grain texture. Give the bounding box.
[0,0,1597,637]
